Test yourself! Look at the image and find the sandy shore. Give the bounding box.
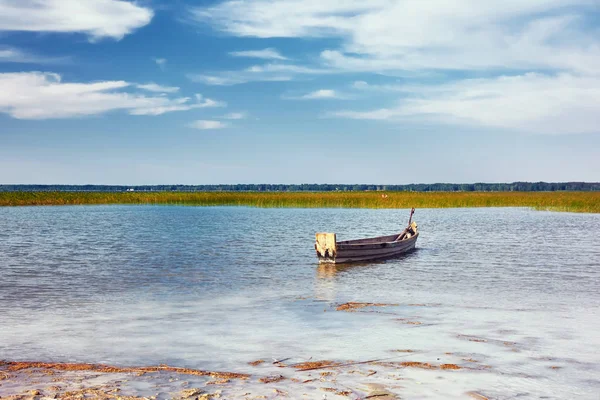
[0,356,487,400]
[0,303,497,399]
[0,303,491,399]
[2,298,593,399]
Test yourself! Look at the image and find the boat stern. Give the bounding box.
[315,232,337,263]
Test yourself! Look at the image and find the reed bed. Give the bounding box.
[0,191,598,213]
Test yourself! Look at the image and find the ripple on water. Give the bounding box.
[0,206,599,398]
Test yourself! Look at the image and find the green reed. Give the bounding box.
[0,191,598,213]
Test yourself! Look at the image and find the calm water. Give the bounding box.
[1,206,599,398]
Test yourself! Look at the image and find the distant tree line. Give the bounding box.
[1,182,599,192]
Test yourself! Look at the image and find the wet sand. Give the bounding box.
[0,355,480,400]
[0,303,564,399]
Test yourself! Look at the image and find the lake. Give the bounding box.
[0,206,599,399]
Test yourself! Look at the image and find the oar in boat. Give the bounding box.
[396,208,416,241]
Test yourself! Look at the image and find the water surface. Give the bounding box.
[1,206,599,398]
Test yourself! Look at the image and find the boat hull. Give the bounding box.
[317,232,418,264]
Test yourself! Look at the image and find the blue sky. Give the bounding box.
[1,0,599,184]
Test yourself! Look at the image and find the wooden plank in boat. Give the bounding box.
[336,235,418,257]
[337,237,415,251]
[333,243,417,263]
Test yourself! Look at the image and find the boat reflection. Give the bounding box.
[314,265,337,301]
[316,263,376,278]
[314,250,421,300]
[314,263,380,301]
[317,249,420,278]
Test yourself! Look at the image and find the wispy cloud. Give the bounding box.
[332,73,600,135]
[330,108,397,121]
[188,120,227,130]
[220,112,247,120]
[0,72,224,119]
[188,75,239,86]
[154,58,167,70]
[192,1,600,74]
[0,48,21,61]
[192,1,600,135]
[351,81,369,89]
[284,89,347,100]
[245,63,326,74]
[188,73,291,86]
[188,63,331,85]
[229,48,288,60]
[136,83,180,93]
[189,1,369,38]
[0,0,153,40]
[131,94,225,116]
[349,80,417,92]
[350,80,404,91]
[0,47,70,64]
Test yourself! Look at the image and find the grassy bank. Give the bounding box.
[0,191,598,213]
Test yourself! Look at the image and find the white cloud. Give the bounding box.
[194,95,226,108]
[331,108,398,121]
[192,1,600,74]
[285,89,346,100]
[351,81,369,89]
[188,63,331,85]
[0,48,43,63]
[136,83,180,93]
[193,1,600,134]
[154,58,167,69]
[190,0,377,38]
[188,120,227,130]
[0,0,153,40]
[221,112,247,120]
[349,80,418,92]
[188,75,241,86]
[245,63,326,74]
[229,48,288,60]
[332,73,600,134]
[0,72,224,119]
[305,89,337,99]
[0,47,69,64]
[188,73,292,86]
[0,48,20,60]
[130,94,225,116]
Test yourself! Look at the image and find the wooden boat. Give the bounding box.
[315,208,418,264]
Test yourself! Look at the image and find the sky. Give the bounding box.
[1,0,599,185]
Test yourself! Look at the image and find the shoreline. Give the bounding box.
[0,191,598,213]
[0,357,487,400]
[2,300,592,399]
[0,301,520,399]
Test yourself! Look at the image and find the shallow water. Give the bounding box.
[0,206,599,398]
